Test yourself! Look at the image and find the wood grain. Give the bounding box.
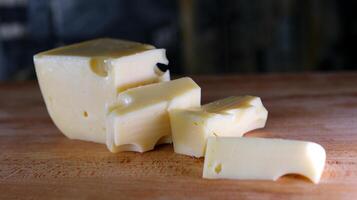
[1,73,357,199]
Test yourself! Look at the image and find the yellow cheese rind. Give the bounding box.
[169,96,268,157]
[34,38,169,144]
[203,137,326,184]
[107,77,201,153]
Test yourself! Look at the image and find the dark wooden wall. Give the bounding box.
[0,0,356,79]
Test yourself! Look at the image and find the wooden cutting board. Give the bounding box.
[1,73,357,199]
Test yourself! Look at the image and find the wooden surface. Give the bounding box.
[1,73,357,199]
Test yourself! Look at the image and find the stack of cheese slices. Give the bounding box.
[34,38,326,184]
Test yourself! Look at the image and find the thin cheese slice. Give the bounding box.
[34,38,169,144]
[106,77,201,153]
[169,96,268,157]
[203,137,326,184]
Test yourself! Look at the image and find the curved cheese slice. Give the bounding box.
[203,137,326,184]
[107,77,201,153]
[34,38,169,144]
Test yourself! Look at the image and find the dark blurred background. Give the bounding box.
[0,0,356,80]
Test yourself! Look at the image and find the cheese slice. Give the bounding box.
[203,137,326,184]
[106,77,201,153]
[34,38,170,144]
[169,96,268,157]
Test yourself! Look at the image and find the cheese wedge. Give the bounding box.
[203,137,326,184]
[106,77,201,153]
[169,96,268,157]
[34,38,169,144]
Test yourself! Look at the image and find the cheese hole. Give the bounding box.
[156,63,168,72]
[277,173,312,183]
[90,58,108,77]
[83,111,89,118]
[214,163,222,174]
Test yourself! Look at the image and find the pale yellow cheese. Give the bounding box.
[106,77,201,153]
[203,137,326,184]
[169,96,268,157]
[34,38,169,144]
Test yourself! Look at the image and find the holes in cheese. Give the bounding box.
[34,38,170,144]
[203,137,326,184]
[106,77,201,153]
[169,96,268,157]
[214,163,222,174]
[83,111,88,118]
[90,57,109,77]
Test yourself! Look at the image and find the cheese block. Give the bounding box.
[203,137,326,184]
[106,77,201,153]
[34,38,170,144]
[169,96,268,157]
